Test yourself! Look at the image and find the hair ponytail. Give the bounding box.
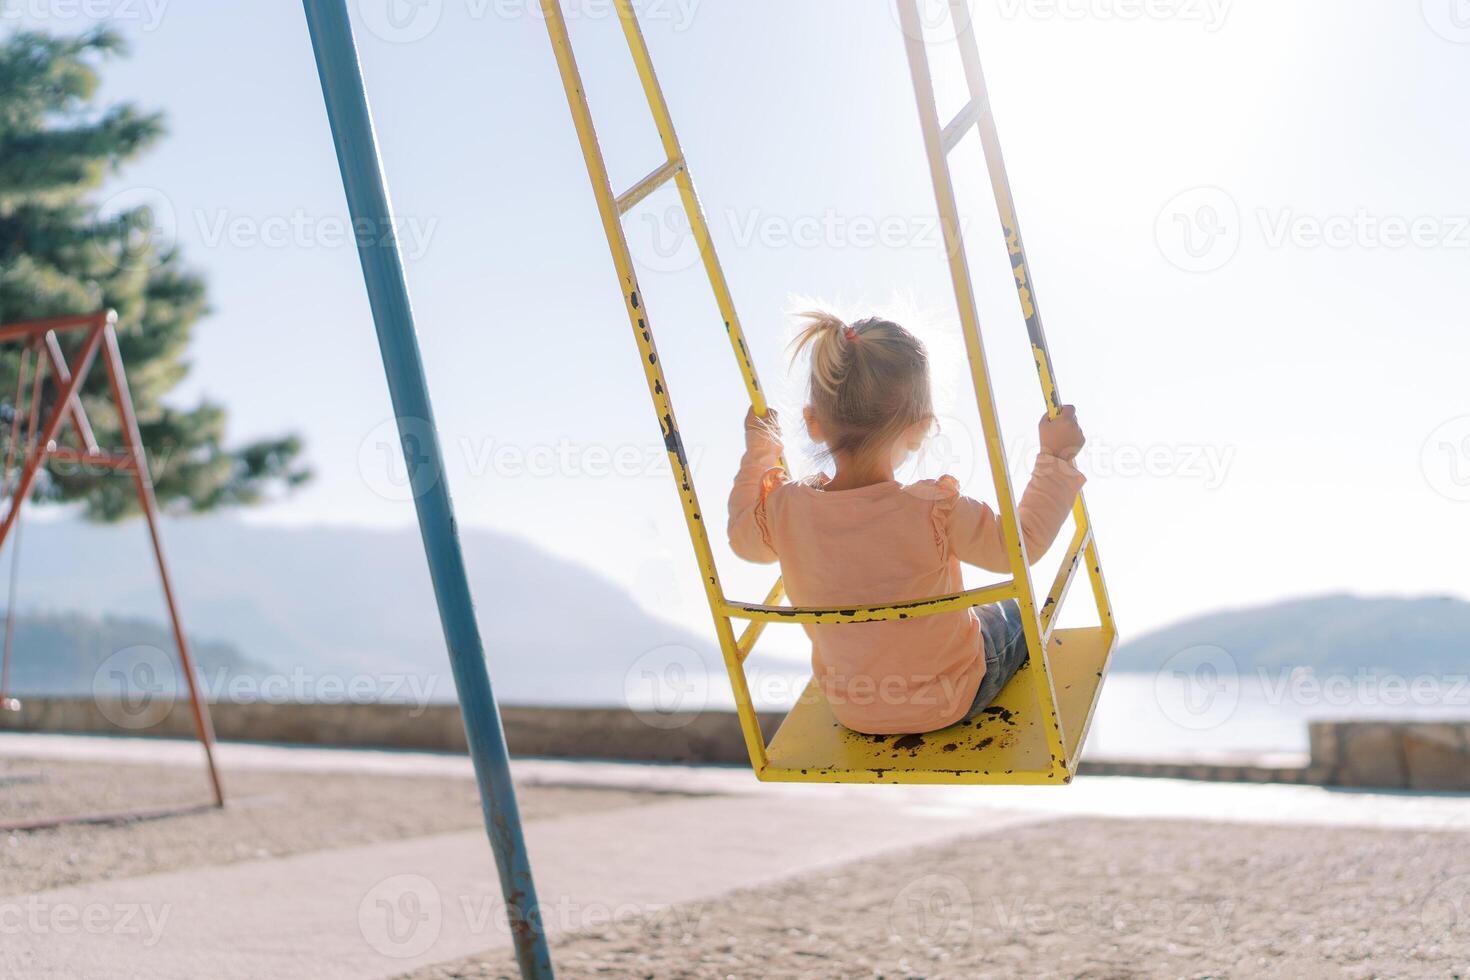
[787,308,934,463]
[789,309,852,396]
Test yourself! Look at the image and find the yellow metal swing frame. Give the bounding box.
[543,0,1117,784]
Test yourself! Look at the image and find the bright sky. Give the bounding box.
[4,0,1468,653]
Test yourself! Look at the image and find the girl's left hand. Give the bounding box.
[745,406,779,440]
[740,411,776,431]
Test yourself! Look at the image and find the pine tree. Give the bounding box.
[0,29,308,520]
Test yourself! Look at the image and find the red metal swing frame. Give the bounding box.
[0,309,224,830]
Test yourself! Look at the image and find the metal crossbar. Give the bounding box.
[544,0,1116,779]
[616,157,685,214]
[722,580,1016,626]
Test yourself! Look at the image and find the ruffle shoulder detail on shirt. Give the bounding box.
[904,474,962,555]
[753,466,790,548]
[758,466,790,500]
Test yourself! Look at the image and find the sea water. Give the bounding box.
[622,664,1470,758]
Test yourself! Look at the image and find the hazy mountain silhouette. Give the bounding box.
[1113,593,1470,675]
[0,610,268,697]
[3,516,746,704]
[6,518,1463,701]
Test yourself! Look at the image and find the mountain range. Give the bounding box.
[2,517,1465,701]
[1109,592,1469,676]
[2,516,747,704]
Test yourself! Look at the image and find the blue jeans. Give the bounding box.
[961,599,1029,722]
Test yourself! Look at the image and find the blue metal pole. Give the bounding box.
[300,4,554,976]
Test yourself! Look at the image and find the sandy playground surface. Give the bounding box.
[3,753,1468,978]
[0,755,671,895]
[404,814,1470,979]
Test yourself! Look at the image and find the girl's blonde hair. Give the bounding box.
[789,309,934,463]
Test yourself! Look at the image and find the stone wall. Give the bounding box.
[2,698,1466,790]
[1308,720,1470,792]
[1076,756,1312,784]
[0,697,782,766]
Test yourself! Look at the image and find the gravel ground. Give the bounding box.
[0,756,672,895]
[403,816,1470,979]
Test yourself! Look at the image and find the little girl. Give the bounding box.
[728,310,1086,736]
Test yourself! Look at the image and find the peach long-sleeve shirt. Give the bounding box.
[727,429,1085,734]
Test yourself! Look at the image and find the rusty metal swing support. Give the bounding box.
[0,309,225,831]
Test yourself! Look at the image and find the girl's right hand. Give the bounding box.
[1039,405,1084,461]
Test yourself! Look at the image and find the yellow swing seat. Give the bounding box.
[763,626,1113,785]
[543,0,1118,785]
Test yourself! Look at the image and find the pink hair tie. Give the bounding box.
[841,324,859,342]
